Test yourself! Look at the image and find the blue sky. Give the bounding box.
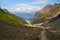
[0,0,60,13]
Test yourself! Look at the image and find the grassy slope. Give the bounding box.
[0,8,26,26]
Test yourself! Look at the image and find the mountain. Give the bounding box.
[32,3,60,24]
[14,12,34,21]
[32,3,60,40]
[3,9,27,24]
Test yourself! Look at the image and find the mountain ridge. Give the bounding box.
[32,3,60,24]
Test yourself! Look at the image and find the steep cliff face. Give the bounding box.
[33,3,60,24]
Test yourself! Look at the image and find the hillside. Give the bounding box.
[32,3,60,24]
[42,14,60,32]
[0,8,26,25]
[3,8,27,24]
[41,14,60,40]
[0,8,30,40]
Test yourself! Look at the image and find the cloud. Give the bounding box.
[16,4,29,7]
[8,4,42,14]
[32,0,49,4]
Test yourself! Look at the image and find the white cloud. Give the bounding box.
[8,4,42,14]
[32,0,49,4]
[16,4,29,7]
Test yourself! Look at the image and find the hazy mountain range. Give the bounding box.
[14,12,34,21]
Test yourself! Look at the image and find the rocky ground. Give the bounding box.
[0,21,60,40]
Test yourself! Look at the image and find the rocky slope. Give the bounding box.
[32,3,60,24]
[42,14,60,32]
[40,14,60,40]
